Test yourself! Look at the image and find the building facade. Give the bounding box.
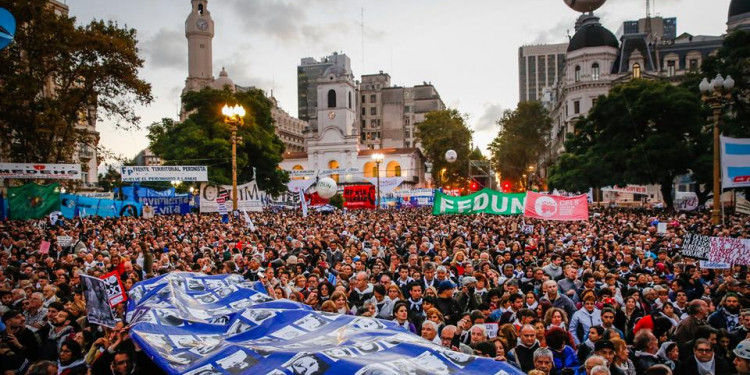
[358,72,445,150]
[518,43,568,102]
[297,53,352,131]
[179,0,306,155]
[133,148,162,166]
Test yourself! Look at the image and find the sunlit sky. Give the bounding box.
[63,0,733,168]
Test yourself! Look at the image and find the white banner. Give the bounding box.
[366,177,405,194]
[601,185,648,194]
[78,192,114,199]
[287,169,317,178]
[286,179,316,193]
[200,182,265,213]
[0,163,81,180]
[700,260,731,269]
[318,167,360,176]
[738,195,750,215]
[674,192,699,212]
[120,166,208,182]
[722,136,750,188]
[57,236,73,247]
[393,188,434,197]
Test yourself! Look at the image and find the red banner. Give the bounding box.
[344,185,376,209]
[303,192,329,207]
[524,191,588,221]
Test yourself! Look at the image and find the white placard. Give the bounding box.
[200,182,265,213]
[657,223,668,234]
[0,163,81,180]
[120,166,208,182]
[56,236,73,247]
[700,260,731,269]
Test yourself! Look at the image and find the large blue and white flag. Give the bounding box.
[126,273,522,375]
[721,135,750,188]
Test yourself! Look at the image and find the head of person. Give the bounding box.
[693,338,714,363]
[588,325,605,343]
[440,325,457,348]
[688,299,708,319]
[545,327,571,351]
[533,347,554,374]
[590,365,611,375]
[594,340,616,366]
[520,324,538,347]
[634,331,658,354]
[584,356,607,375]
[59,340,83,365]
[543,280,558,298]
[473,341,496,358]
[421,320,438,341]
[733,339,750,375]
[470,324,487,345]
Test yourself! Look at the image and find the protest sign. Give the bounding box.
[101,270,127,307]
[39,241,50,254]
[681,233,711,260]
[57,235,73,247]
[433,189,525,215]
[80,274,116,328]
[343,185,376,209]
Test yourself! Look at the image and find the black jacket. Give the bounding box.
[676,355,732,375]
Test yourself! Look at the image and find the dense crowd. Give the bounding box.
[1,207,750,375]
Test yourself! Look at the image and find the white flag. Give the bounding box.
[299,189,308,218]
[243,210,256,232]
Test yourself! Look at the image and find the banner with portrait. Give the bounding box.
[343,185,376,210]
[126,273,522,375]
[80,274,117,328]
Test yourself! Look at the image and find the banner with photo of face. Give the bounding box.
[126,273,522,375]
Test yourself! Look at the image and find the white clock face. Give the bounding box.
[196,19,209,31]
[328,111,336,119]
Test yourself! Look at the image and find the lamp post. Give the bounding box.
[699,74,735,225]
[222,104,246,211]
[527,165,535,192]
[372,153,384,210]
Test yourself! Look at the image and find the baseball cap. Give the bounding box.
[595,340,616,352]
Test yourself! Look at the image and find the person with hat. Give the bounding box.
[435,280,461,326]
[734,338,750,375]
[456,275,482,313]
[594,339,625,375]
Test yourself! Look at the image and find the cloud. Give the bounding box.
[473,103,504,133]
[229,0,356,44]
[215,52,276,93]
[141,28,187,70]
[532,18,573,44]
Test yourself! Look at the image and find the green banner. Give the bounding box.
[8,183,61,220]
[432,189,526,215]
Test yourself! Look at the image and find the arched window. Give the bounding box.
[198,3,204,14]
[363,162,376,178]
[328,160,339,183]
[575,66,581,82]
[632,63,641,79]
[348,92,352,109]
[592,63,600,80]
[327,89,336,108]
[386,161,402,177]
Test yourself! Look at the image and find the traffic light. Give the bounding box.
[470,182,479,191]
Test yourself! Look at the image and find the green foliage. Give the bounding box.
[329,193,344,210]
[489,101,552,184]
[0,0,152,163]
[147,88,289,196]
[97,165,122,191]
[415,109,473,186]
[548,79,704,207]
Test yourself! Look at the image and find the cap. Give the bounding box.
[603,298,616,305]
[735,339,750,360]
[437,280,455,292]
[461,276,478,286]
[595,340,616,352]
[286,255,298,265]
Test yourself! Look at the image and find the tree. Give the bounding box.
[0,0,152,163]
[548,79,704,208]
[97,165,121,191]
[415,109,473,186]
[147,88,289,196]
[488,101,552,187]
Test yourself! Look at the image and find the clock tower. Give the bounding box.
[183,0,214,94]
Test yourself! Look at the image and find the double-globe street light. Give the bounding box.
[222,104,246,211]
[372,153,384,210]
[699,74,735,225]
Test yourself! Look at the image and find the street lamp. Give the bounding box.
[222,104,246,211]
[170,180,182,189]
[699,74,735,225]
[372,153,384,210]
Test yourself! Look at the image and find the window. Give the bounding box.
[394,166,402,177]
[370,107,377,116]
[667,60,676,77]
[632,63,641,79]
[361,107,366,116]
[592,98,598,107]
[404,106,412,113]
[348,92,352,109]
[592,63,600,80]
[361,95,365,103]
[327,89,336,108]
[689,59,698,72]
[575,65,581,82]
[574,100,580,114]
[405,117,410,126]
[198,3,204,14]
[370,94,376,103]
[361,120,366,128]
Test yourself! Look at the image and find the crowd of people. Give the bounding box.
[0,206,749,375]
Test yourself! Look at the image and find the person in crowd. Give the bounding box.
[656,341,680,372]
[533,347,555,375]
[509,324,541,372]
[542,280,577,320]
[633,331,665,374]
[676,338,732,375]
[673,300,708,344]
[610,338,636,375]
[545,326,579,375]
[577,325,604,364]
[570,294,602,345]
[57,340,87,375]
[420,320,441,345]
[734,339,750,375]
[708,293,741,332]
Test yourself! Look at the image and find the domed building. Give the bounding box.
[728,0,750,31]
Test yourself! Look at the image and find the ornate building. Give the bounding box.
[180,0,305,154]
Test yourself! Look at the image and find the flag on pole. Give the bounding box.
[299,189,308,218]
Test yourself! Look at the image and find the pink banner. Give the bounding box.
[524,191,588,221]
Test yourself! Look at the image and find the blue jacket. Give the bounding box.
[551,345,579,375]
